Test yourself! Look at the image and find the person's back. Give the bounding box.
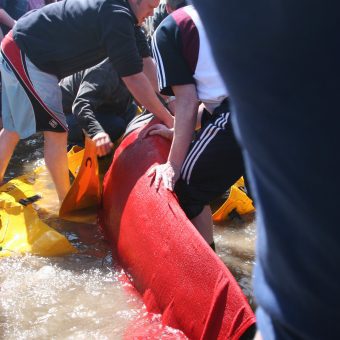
[60,60,133,115]
[13,0,143,79]
[60,58,137,150]
[153,5,227,110]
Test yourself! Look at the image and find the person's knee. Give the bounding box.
[44,131,68,150]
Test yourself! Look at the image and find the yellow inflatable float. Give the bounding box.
[0,140,99,257]
[212,177,255,223]
[0,167,77,257]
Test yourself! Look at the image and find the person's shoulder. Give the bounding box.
[157,5,197,34]
[97,0,137,28]
[100,0,133,17]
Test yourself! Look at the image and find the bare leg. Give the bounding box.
[191,205,214,245]
[254,331,263,340]
[0,128,19,183]
[44,131,70,202]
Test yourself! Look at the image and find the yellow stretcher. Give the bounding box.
[0,138,100,257]
[0,167,77,257]
[212,177,255,223]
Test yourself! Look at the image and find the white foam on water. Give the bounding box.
[0,253,187,339]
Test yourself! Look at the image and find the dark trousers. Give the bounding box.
[193,1,340,338]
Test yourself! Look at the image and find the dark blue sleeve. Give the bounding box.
[151,14,195,96]
[100,3,143,77]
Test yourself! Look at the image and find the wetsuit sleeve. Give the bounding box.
[151,15,196,96]
[72,66,119,139]
[99,7,143,77]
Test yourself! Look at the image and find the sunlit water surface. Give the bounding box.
[1,133,256,338]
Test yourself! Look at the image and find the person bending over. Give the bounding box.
[60,58,138,157]
[0,0,173,202]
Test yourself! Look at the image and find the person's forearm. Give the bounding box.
[143,56,174,104]
[167,86,199,170]
[122,72,174,128]
[72,100,103,138]
[142,56,159,93]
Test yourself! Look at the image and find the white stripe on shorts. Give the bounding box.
[181,112,230,184]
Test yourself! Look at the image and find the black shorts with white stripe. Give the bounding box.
[174,102,245,219]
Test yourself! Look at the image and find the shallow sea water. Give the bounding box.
[1,133,256,338]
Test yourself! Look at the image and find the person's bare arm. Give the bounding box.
[122,71,174,128]
[167,84,198,173]
[142,56,159,92]
[142,56,175,111]
[148,84,199,190]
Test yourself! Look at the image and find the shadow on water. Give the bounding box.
[1,133,256,338]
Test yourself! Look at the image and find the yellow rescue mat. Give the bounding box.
[212,177,255,223]
[0,168,77,257]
